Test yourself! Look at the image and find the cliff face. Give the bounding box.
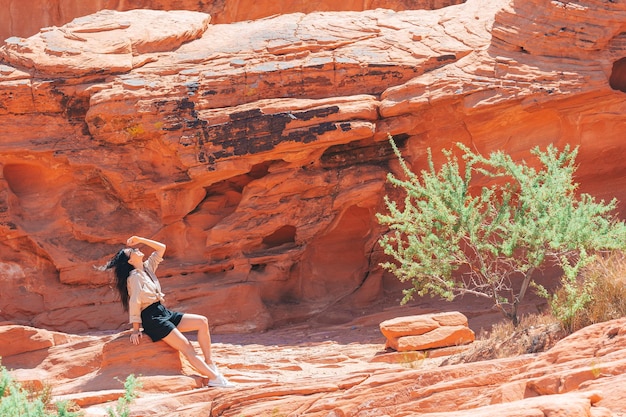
[0,0,625,334]
[0,0,464,43]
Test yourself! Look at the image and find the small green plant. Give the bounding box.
[377,135,626,325]
[539,250,626,333]
[56,401,81,417]
[0,363,81,417]
[0,362,9,397]
[106,374,142,417]
[0,365,141,417]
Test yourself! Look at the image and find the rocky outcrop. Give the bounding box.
[380,312,475,351]
[1,10,211,76]
[0,0,625,334]
[0,0,464,43]
[3,316,626,416]
[0,324,84,357]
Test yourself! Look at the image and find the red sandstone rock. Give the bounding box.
[0,324,81,357]
[0,0,464,43]
[381,312,475,351]
[0,1,625,413]
[2,316,626,416]
[0,0,625,340]
[1,10,211,76]
[380,311,469,339]
[388,325,476,351]
[100,332,182,375]
[380,314,440,339]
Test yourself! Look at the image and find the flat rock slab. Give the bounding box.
[380,312,475,352]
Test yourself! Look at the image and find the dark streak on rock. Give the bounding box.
[319,133,409,169]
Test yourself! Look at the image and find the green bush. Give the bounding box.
[539,250,626,333]
[106,374,141,417]
[0,362,141,417]
[0,363,81,417]
[377,136,626,325]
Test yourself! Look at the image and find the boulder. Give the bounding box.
[380,312,475,352]
[0,324,76,357]
[85,331,199,392]
[100,331,183,375]
[0,325,55,357]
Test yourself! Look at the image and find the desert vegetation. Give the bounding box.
[2,251,625,414]
[541,250,626,333]
[441,250,626,365]
[0,364,79,417]
[0,367,140,417]
[377,136,626,326]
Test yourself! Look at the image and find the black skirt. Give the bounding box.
[140,302,183,342]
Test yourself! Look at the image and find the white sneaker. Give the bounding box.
[208,373,236,388]
[208,363,222,377]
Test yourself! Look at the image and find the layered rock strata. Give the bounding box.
[2,317,626,416]
[0,0,465,42]
[380,312,475,351]
[0,0,625,333]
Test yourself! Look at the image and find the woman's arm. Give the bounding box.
[127,236,166,258]
[127,273,144,345]
[130,322,142,345]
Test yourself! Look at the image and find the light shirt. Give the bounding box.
[127,251,165,324]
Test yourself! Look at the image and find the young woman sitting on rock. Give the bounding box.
[100,235,234,388]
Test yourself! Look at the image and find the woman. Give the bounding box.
[101,235,234,388]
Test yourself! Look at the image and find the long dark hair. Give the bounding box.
[99,249,135,311]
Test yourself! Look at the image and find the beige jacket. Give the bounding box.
[127,251,165,324]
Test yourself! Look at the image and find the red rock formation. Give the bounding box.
[0,0,464,44]
[0,0,625,335]
[380,312,475,351]
[3,316,626,416]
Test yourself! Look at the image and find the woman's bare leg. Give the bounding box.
[176,313,213,364]
[161,328,217,379]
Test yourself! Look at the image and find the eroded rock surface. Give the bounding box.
[3,315,626,416]
[0,0,625,336]
[0,0,465,42]
[380,311,475,351]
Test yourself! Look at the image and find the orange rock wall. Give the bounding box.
[0,0,464,43]
[0,0,625,334]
